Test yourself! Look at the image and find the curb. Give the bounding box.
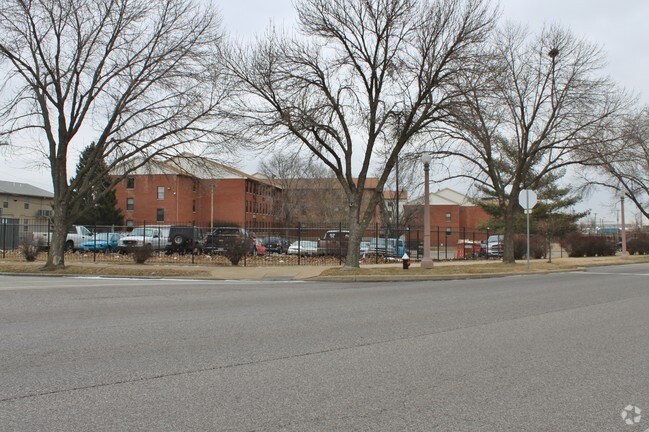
[312,267,588,283]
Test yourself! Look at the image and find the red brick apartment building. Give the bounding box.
[404,188,491,245]
[259,176,387,226]
[113,154,279,230]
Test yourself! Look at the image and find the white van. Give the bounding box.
[487,235,504,258]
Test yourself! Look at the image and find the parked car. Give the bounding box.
[487,235,504,258]
[202,227,258,255]
[317,230,349,256]
[365,237,406,258]
[118,225,170,252]
[32,224,94,251]
[165,226,204,254]
[359,241,370,255]
[287,240,319,256]
[254,238,266,256]
[81,232,122,253]
[260,236,290,254]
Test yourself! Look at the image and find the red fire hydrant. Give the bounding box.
[402,253,410,270]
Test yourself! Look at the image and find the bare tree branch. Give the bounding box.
[0,0,229,269]
[224,0,496,268]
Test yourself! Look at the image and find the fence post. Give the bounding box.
[375,223,379,264]
[297,223,301,266]
[445,229,448,261]
[93,223,97,263]
[437,226,440,261]
[340,221,345,264]
[191,225,196,265]
[47,219,51,258]
[2,218,6,259]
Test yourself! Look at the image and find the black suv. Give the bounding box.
[165,226,204,254]
[202,227,256,255]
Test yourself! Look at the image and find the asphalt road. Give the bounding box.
[2,264,649,431]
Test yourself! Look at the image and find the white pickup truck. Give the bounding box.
[32,225,94,251]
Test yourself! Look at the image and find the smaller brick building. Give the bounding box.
[112,154,279,231]
[404,188,491,246]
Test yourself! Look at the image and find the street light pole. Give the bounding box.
[421,153,433,269]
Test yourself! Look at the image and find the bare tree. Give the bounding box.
[258,151,334,227]
[436,24,629,263]
[0,0,228,269]
[580,107,649,220]
[226,0,496,268]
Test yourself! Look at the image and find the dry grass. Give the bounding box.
[0,261,212,278]
[321,255,649,277]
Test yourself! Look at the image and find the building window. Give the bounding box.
[2,197,8,208]
[157,186,165,200]
[192,200,196,213]
[24,199,29,210]
[126,220,134,229]
[445,212,451,223]
[446,227,452,235]
[156,208,164,222]
[126,198,134,211]
[192,182,197,192]
[126,177,135,189]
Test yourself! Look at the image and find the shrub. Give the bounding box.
[561,233,616,257]
[223,237,254,266]
[19,241,41,262]
[128,245,153,264]
[513,235,547,260]
[627,237,649,255]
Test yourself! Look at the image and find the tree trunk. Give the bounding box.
[502,201,517,264]
[43,213,68,270]
[343,203,364,270]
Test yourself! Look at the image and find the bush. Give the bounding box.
[19,241,41,262]
[513,235,547,260]
[223,237,254,266]
[129,245,153,264]
[560,233,616,257]
[627,237,649,255]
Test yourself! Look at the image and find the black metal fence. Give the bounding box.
[2,218,500,266]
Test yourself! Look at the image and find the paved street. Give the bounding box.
[2,264,649,431]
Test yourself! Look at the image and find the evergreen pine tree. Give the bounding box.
[70,143,124,227]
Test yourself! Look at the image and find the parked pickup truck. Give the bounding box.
[32,225,94,251]
[117,225,170,253]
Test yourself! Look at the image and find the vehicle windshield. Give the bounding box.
[79,226,92,236]
[90,233,111,242]
[129,228,156,237]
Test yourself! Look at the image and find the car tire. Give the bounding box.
[65,241,74,252]
[173,234,184,245]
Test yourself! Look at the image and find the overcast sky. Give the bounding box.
[3,0,648,224]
